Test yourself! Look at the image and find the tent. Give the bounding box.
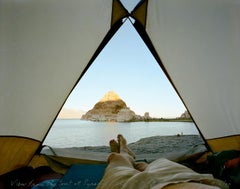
[0,0,239,175]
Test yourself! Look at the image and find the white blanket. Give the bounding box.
[97,158,228,189]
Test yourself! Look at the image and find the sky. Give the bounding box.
[62,0,186,118]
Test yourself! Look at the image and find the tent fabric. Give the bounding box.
[207,136,240,152]
[131,0,148,28]
[42,155,106,175]
[142,0,240,150]
[111,0,129,26]
[0,0,126,174]
[145,0,240,139]
[0,0,113,141]
[1,0,240,174]
[0,137,40,175]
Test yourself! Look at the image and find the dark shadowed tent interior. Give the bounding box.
[1,0,240,188]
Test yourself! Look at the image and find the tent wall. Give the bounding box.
[139,0,240,152]
[0,0,112,141]
[0,0,128,174]
[0,137,39,175]
[207,136,240,152]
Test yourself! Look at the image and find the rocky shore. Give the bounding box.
[43,135,207,162]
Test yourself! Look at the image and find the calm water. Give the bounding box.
[43,120,199,148]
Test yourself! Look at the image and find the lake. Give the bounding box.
[43,120,199,148]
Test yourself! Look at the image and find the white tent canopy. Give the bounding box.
[0,0,123,140]
[0,0,239,174]
[146,0,240,139]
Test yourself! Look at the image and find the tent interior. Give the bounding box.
[1,0,240,188]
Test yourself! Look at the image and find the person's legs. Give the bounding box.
[96,135,139,189]
[117,134,136,159]
[98,135,226,189]
[107,134,148,171]
[106,135,136,169]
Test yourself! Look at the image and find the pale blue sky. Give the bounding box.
[63,16,186,118]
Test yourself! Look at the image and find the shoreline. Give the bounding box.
[42,135,207,162]
[57,118,193,122]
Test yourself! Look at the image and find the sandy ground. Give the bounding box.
[42,135,207,162]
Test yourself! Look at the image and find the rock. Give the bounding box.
[180,111,191,119]
[117,108,136,122]
[81,91,139,122]
[143,112,151,120]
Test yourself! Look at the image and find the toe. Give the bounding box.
[110,139,119,153]
[109,139,115,145]
[118,134,127,146]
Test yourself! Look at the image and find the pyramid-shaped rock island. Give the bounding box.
[81,91,150,122]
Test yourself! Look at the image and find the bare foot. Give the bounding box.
[117,134,136,159]
[109,139,119,153]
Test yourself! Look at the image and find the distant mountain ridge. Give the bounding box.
[58,108,85,119]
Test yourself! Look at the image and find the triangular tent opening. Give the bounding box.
[1,0,239,176]
[43,19,200,152]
